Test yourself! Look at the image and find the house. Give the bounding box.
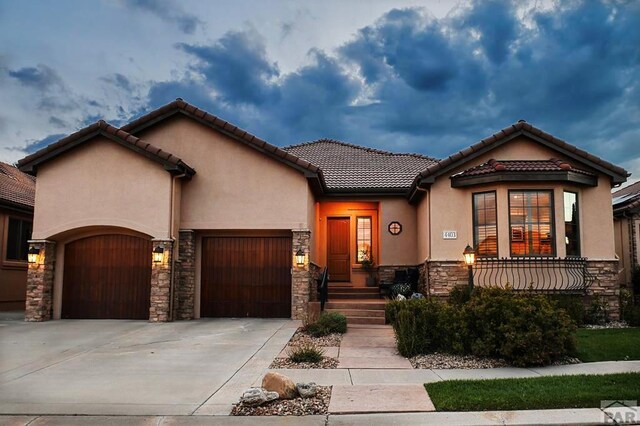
[17,99,628,322]
[613,181,640,289]
[0,161,35,311]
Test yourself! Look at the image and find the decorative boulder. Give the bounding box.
[296,382,318,398]
[262,372,298,399]
[410,292,425,299]
[240,387,279,406]
[396,294,406,301]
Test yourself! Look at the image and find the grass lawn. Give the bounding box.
[425,373,640,411]
[576,328,640,362]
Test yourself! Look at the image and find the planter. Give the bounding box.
[366,276,377,287]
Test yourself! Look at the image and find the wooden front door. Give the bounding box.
[200,236,292,318]
[62,234,152,319]
[327,217,350,281]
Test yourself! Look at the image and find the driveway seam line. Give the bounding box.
[190,320,289,415]
[25,415,40,425]
[430,369,445,381]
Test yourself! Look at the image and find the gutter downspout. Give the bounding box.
[416,184,430,293]
[169,173,186,321]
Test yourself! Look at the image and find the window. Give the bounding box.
[564,191,580,256]
[473,191,498,256]
[509,190,555,256]
[5,217,33,262]
[356,216,372,263]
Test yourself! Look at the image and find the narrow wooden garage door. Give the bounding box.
[201,236,292,318]
[62,234,152,319]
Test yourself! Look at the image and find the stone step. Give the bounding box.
[346,316,387,325]
[325,300,387,310]
[329,287,380,294]
[328,292,383,300]
[325,308,385,318]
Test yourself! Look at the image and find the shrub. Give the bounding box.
[449,285,472,306]
[462,288,576,367]
[621,289,640,326]
[305,312,347,336]
[549,294,585,326]
[287,343,325,363]
[391,298,449,357]
[585,294,609,325]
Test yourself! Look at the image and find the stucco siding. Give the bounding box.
[379,197,418,265]
[32,137,172,240]
[136,116,312,230]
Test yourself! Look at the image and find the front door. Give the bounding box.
[327,217,350,281]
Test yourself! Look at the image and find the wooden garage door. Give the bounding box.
[62,234,152,319]
[201,236,292,318]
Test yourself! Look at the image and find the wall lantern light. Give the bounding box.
[295,249,305,266]
[28,246,40,264]
[463,244,476,290]
[152,245,165,263]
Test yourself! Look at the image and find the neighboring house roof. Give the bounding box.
[17,120,195,177]
[0,161,35,213]
[409,120,630,201]
[612,181,640,215]
[121,98,326,193]
[283,139,438,193]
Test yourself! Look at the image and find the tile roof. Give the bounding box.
[283,139,438,192]
[453,158,596,178]
[0,161,35,211]
[122,98,323,176]
[18,120,195,177]
[416,120,629,183]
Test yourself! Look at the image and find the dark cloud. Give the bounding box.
[101,73,134,92]
[7,64,63,91]
[177,29,279,106]
[48,116,68,128]
[123,0,202,34]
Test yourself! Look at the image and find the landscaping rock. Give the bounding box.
[410,292,424,299]
[296,382,318,398]
[240,387,279,406]
[262,372,298,399]
[396,294,406,301]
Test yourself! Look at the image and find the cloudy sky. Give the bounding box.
[0,0,638,182]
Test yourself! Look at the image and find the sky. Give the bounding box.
[0,0,639,183]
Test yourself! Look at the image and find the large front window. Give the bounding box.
[356,216,372,263]
[509,190,555,256]
[564,191,580,256]
[5,217,33,262]
[473,191,497,257]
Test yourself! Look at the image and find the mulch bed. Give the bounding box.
[288,329,343,347]
[269,356,339,369]
[230,386,331,416]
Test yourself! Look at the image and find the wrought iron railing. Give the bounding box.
[473,257,596,293]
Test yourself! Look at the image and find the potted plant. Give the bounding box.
[360,249,377,287]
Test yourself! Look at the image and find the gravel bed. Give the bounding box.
[231,386,331,416]
[289,329,343,346]
[411,352,508,369]
[583,321,629,329]
[269,356,339,369]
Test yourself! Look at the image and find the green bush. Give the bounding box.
[287,343,325,363]
[585,295,609,325]
[387,287,577,366]
[549,294,585,326]
[462,288,576,367]
[305,312,347,336]
[621,289,640,326]
[449,285,472,306]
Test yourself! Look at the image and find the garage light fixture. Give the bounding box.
[28,246,40,264]
[295,249,305,266]
[152,245,164,263]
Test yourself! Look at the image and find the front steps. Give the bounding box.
[324,286,387,325]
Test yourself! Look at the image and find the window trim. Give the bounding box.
[355,215,373,264]
[472,190,498,257]
[507,189,556,257]
[2,214,33,270]
[563,190,581,257]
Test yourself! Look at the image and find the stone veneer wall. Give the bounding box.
[424,259,622,319]
[24,240,56,322]
[149,239,173,322]
[174,230,195,320]
[292,229,311,320]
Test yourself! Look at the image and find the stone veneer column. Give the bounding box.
[425,260,469,299]
[25,240,56,322]
[174,230,195,320]
[149,239,173,322]
[292,229,311,320]
[586,260,621,320]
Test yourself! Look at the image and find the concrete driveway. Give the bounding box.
[0,313,296,416]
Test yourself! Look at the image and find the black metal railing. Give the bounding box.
[317,267,329,310]
[473,257,595,293]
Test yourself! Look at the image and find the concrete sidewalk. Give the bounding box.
[2,407,637,425]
